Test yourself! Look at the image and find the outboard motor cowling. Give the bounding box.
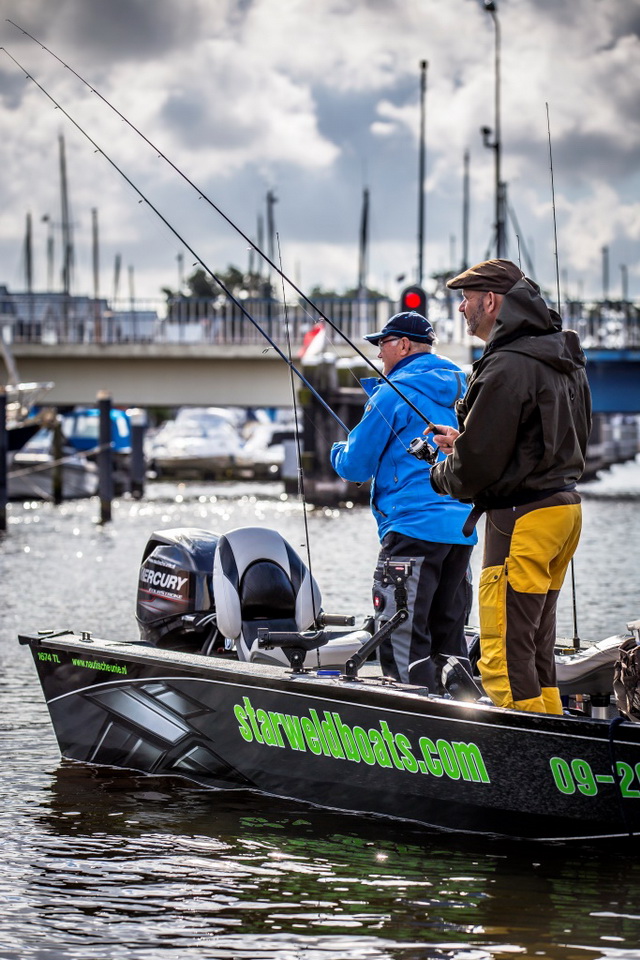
[136,527,221,652]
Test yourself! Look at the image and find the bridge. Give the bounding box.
[581,349,640,414]
[2,292,639,413]
[0,292,468,407]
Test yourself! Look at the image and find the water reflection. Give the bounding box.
[3,762,635,959]
[3,469,640,959]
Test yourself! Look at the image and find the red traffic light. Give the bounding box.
[404,291,422,309]
[399,285,427,315]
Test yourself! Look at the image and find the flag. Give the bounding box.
[298,320,326,362]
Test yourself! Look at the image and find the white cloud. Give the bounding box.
[0,0,638,301]
[558,184,640,277]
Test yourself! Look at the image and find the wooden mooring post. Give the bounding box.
[51,416,64,505]
[0,388,6,533]
[97,390,113,524]
[128,407,147,500]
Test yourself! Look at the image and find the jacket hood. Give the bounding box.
[361,351,466,409]
[489,277,561,342]
[486,277,586,375]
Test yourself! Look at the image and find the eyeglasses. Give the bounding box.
[378,336,402,347]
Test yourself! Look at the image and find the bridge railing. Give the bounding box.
[0,293,398,348]
[1,291,639,349]
[564,301,640,349]
[0,292,508,347]
[158,295,399,347]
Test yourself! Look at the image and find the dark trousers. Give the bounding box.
[374,532,473,692]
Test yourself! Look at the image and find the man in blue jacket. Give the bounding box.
[330,311,477,692]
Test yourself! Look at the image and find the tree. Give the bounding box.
[308,284,340,299]
[344,285,386,300]
[187,268,218,298]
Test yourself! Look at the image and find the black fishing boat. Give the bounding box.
[18,523,640,842]
[10,29,640,842]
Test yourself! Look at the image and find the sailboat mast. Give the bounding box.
[59,134,73,296]
[24,212,33,294]
[357,186,369,292]
[417,59,428,286]
[92,208,100,300]
[92,207,102,341]
[113,253,121,303]
[462,149,470,271]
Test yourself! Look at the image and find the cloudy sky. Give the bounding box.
[0,0,638,306]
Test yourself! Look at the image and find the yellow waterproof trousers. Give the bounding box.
[478,492,582,714]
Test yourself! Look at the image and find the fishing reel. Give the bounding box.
[407,436,439,465]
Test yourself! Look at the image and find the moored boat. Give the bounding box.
[8,426,99,500]
[4,379,55,451]
[145,407,245,480]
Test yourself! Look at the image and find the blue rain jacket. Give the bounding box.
[331,352,477,544]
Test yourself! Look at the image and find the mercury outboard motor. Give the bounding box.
[136,527,221,653]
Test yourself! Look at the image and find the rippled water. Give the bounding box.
[2,461,640,959]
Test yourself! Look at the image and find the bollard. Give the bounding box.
[281,438,299,495]
[127,407,147,500]
[97,390,113,524]
[0,388,6,533]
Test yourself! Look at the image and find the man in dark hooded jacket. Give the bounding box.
[429,259,592,715]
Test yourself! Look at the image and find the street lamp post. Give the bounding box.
[41,214,54,291]
[417,59,428,286]
[481,0,506,258]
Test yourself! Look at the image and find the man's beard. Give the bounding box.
[465,303,485,337]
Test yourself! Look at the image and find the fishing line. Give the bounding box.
[5,20,438,433]
[546,102,562,315]
[277,237,323,664]
[276,233,318,612]
[546,100,580,649]
[0,45,349,437]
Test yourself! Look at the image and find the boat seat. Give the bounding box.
[212,526,370,669]
[556,633,631,696]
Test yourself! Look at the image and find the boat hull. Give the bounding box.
[8,458,98,500]
[19,631,640,841]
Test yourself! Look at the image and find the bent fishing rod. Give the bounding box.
[5,20,440,439]
[0,45,348,436]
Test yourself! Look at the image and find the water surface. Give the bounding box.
[2,461,640,959]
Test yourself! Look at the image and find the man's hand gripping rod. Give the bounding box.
[406,421,446,465]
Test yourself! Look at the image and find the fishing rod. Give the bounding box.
[546,102,562,315]
[277,233,321,633]
[5,20,440,438]
[0,45,349,436]
[546,100,580,650]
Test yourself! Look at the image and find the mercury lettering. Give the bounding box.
[140,569,188,591]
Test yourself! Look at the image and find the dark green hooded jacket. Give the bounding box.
[430,277,592,509]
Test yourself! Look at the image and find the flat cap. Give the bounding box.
[446,258,524,294]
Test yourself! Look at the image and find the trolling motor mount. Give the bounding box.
[343,558,414,680]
